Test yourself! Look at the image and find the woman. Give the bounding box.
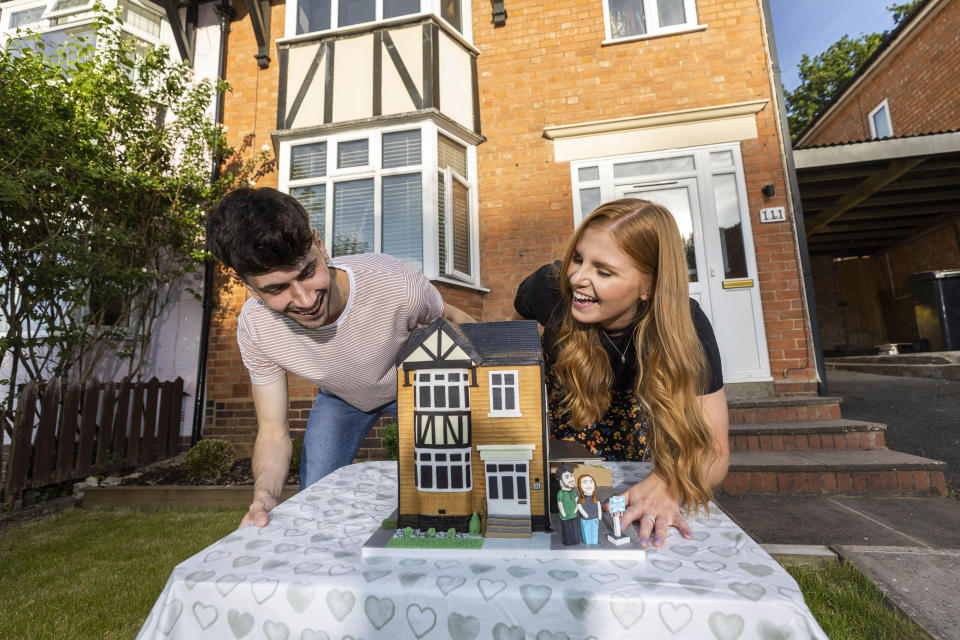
[575,473,601,545]
[513,198,729,548]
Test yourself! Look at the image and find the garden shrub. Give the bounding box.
[447,528,457,538]
[426,528,436,537]
[183,439,236,481]
[403,526,414,538]
[381,518,398,530]
[380,420,399,461]
[290,435,304,474]
[469,511,481,536]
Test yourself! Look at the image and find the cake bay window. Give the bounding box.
[281,124,479,285]
[414,448,472,491]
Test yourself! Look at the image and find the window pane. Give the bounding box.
[11,7,45,28]
[491,373,501,385]
[504,390,515,411]
[52,0,87,11]
[579,188,601,218]
[657,0,686,26]
[440,0,461,31]
[486,464,496,473]
[338,139,369,168]
[383,130,421,168]
[578,166,599,182]
[873,107,892,138]
[498,464,514,472]
[488,476,498,499]
[452,179,471,274]
[291,142,327,180]
[420,465,432,488]
[632,186,698,282]
[608,0,645,38]
[297,0,331,34]
[433,384,446,408]
[438,135,467,175]
[382,173,423,269]
[339,0,374,26]
[333,178,374,256]
[121,1,161,37]
[614,156,694,179]
[450,453,461,461]
[418,384,431,407]
[437,171,447,271]
[504,373,514,385]
[516,464,526,473]
[451,465,463,488]
[448,384,460,408]
[420,452,431,461]
[290,185,326,238]
[435,453,446,461]
[492,388,502,411]
[517,476,526,499]
[384,0,419,18]
[712,174,748,278]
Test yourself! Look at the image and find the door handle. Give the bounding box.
[710,268,717,278]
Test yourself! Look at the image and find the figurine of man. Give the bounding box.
[555,463,581,546]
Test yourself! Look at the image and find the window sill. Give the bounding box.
[431,276,490,294]
[488,411,523,419]
[602,24,707,46]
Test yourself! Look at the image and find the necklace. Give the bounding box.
[599,328,632,364]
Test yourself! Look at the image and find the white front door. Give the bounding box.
[484,461,530,517]
[572,144,772,383]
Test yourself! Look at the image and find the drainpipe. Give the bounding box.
[759,0,829,397]
[192,1,237,446]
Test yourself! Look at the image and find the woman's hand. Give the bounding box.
[619,472,693,548]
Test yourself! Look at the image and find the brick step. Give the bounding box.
[729,419,886,452]
[727,396,842,424]
[722,449,947,496]
[485,515,532,538]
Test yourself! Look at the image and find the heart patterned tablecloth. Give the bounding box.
[138,461,827,640]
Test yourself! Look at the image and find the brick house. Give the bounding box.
[202,0,822,457]
[793,0,960,353]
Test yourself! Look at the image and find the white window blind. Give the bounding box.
[337,139,368,168]
[291,142,327,180]
[382,130,421,168]
[382,174,423,269]
[333,178,374,256]
[291,185,326,237]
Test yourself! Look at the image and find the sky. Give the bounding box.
[768,0,903,92]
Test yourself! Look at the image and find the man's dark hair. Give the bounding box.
[206,187,315,278]
[555,463,575,483]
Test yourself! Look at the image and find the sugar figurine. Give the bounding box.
[576,473,600,545]
[556,463,582,546]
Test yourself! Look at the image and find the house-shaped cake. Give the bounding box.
[395,319,548,537]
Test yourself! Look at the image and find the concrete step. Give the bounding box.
[722,449,947,496]
[826,360,960,381]
[729,419,886,452]
[727,396,842,424]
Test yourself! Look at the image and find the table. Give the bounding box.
[138,461,828,639]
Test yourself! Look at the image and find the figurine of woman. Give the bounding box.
[576,474,600,545]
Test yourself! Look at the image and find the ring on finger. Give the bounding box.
[641,514,656,525]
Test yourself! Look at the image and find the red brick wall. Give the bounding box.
[802,0,960,145]
[472,0,817,392]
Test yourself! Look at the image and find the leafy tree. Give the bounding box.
[0,6,274,435]
[784,1,922,139]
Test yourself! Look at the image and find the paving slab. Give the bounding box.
[834,546,960,640]
[715,495,960,548]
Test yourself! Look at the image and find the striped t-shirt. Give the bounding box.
[237,253,444,412]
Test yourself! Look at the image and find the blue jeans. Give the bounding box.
[300,388,397,491]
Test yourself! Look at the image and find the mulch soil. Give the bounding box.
[121,458,299,487]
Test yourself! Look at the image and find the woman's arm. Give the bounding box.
[620,387,729,548]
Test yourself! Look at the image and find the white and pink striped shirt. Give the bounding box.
[237,253,444,411]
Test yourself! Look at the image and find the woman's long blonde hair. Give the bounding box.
[553,198,717,512]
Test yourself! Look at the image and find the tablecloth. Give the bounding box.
[138,461,827,640]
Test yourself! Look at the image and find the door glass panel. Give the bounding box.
[578,166,600,182]
[488,477,497,498]
[501,476,514,499]
[709,150,734,170]
[630,186,698,282]
[712,174,748,279]
[516,476,527,499]
[614,155,694,179]
[579,188,601,218]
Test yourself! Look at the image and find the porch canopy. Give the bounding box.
[794,130,960,257]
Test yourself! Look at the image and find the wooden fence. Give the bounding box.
[2,377,184,508]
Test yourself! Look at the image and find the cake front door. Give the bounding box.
[484,461,531,517]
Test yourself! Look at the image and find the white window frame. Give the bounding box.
[487,369,522,418]
[278,121,481,286]
[414,369,470,411]
[415,446,472,492]
[868,99,894,139]
[283,0,472,42]
[600,0,704,44]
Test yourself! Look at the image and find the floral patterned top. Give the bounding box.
[514,262,723,462]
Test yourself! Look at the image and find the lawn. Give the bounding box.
[0,507,934,640]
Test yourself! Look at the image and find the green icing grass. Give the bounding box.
[386,536,484,550]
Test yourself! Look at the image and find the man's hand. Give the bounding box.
[239,493,279,528]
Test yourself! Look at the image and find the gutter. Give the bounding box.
[192,1,237,446]
[759,0,829,396]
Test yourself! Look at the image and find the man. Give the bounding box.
[555,463,581,546]
[206,187,473,527]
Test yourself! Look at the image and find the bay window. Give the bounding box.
[280,123,479,285]
[289,0,468,38]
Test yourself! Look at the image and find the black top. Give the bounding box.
[514,262,723,395]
